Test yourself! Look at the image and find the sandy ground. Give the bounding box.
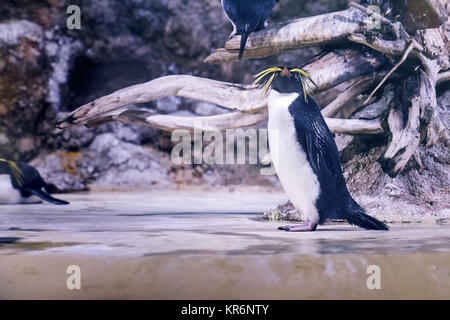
[0,190,449,299]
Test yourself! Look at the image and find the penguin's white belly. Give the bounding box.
[0,175,41,204]
[268,91,321,224]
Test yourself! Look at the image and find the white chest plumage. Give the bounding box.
[0,175,41,204]
[267,90,321,224]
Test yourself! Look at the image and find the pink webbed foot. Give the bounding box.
[278,221,318,232]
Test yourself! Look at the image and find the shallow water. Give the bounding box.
[0,190,448,256]
[0,190,449,299]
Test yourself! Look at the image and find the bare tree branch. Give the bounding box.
[364,41,420,104]
[85,108,383,136]
[58,49,385,129]
[302,49,385,91]
[381,69,447,176]
[321,74,379,117]
[348,33,410,56]
[325,117,383,135]
[381,74,423,176]
[113,110,268,132]
[437,70,450,85]
[204,8,366,63]
[348,1,392,24]
[58,76,268,128]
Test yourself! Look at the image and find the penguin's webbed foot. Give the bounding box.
[278,221,317,232]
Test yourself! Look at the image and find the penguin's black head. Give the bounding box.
[0,158,24,187]
[0,159,9,174]
[253,66,317,102]
[271,68,302,94]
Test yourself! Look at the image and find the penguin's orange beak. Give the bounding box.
[280,66,291,77]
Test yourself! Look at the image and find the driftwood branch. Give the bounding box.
[381,73,424,177]
[346,3,448,177]
[321,74,379,117]
[58,76,267,129]
[364,41,419,104]
[417,58,446,147]
[353,84,394,120]
[88,108,383,136]
[114,110,268,132]
[204,8,366,63]
[302,49,384,92]
[325,118,383,135]
[437,70,450,85]
[348,1,392,25]
[380,65,447,176]
[58,48,385,129]
[349,33,409,56]
[58,86,384,137]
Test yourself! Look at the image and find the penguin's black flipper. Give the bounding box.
[25,188,69,205]
[238,31,249,60]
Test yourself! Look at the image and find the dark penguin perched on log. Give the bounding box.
[254,67,388,231]
[221,0,278,60]
[0,158,69,205]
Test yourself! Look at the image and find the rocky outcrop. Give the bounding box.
[0,20,47,160]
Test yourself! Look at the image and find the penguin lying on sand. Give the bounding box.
[222,0,278,60]
[0,158,69,205]
[254,67,388,231]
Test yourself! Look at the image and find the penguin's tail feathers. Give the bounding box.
[238,32,249,60]
[345,197,389,230]
[26,188,70,205]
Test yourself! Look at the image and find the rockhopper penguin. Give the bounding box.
[254,67,388,231]
[222,0,278,60]
[0,158,69,205]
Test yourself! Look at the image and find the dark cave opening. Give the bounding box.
[65,56,155,112]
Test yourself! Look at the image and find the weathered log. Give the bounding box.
[380,70,444,177]
[437,70,450,85]
[321,74,379,117]
[353,84,394,120]
[349,33,411,56]
[364,41,420,104]
[204,8,366,63]
[348,2,392,25]
[58,76,267,128]
[87,108,383,136]
[113,109,268,132]
[325,118,383,135]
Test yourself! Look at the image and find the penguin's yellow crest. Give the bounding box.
[253,66,317,102]
[0,158,24,187]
